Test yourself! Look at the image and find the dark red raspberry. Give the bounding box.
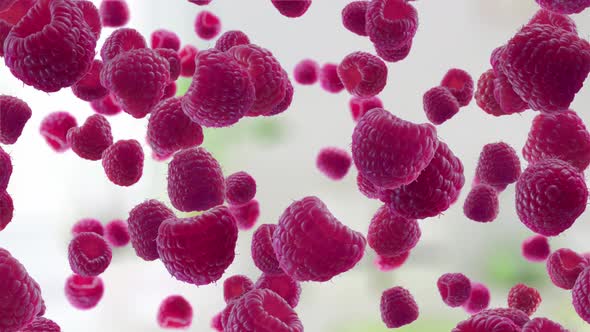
[215,30,250,52]
[178,45,198,77]
[90,94,121,116]
[101,139,144,186]
[64,274,103,310]
[349,96,383,122]
[535,0,590,14]
[522,317,568,332]
[0,95,31,144]
[100,28,147,63]
[255,273,301,308]
[39,111,77,152]
[523,110,590,172]
[423,86,460,125]
[463,184,499,223]
[490,46,505,75]
[573,267,590,323]
[228,199,260,231]
[211,312,223,331]
[267,79,293,116]
[20,317,60,332]
[271,0,311,18]
[0,191,13,232]
[366,0,418,50]
[493,71,528,115]
[189,0,212,5]
[157,295,193,329]
[527,9,577,33]
[71,218,104,236]
[475,142,521,191]
[151,29,180,51]
[181,49,255,127]
[223,275,254,303]
[0,147,11,192]
[501,24,590,113]
[67,114,113,161]
[0,20,11,57]
[127,199,174,261]
[76,0,101,39]
[71,60,108,102]
[453,314,520,332]
[475,70,504,116]
[99,0,129,27]
[342,1,368,36]
[293,59,319,85]
[337,51,388,98]
[104,219,129,247]
[251,224,283,275]
[368,205,420,257]
[68,232,112,277]
[155,48,181,81]
[374,251,410,272]
[220,302,235,330]
[380,286,419,328]
[194,10,221,40]
[156,206,238,286]
[162,82,177,100]
[440,68,474,107]
[546,248,588,290]
[316,147,352,180]
[507,284,541,316]
[167,147,225,212]
[521,235,550,262]
[437,273,472,308]
[0,0,36,25]
[225,289,303,332]
[463,282,491,314]
[516,159,587,236]
[272,196,366,282]
[352,108,439,189]
[374,40,412,63]
[474,308,530,328]
[225,171,257,206]
[319,63,345,93]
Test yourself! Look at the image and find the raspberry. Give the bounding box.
[71,60,108,102]
[523,110,590,172]
[194,10,221,40]
[189,0,212,4]
[437,273,472,308]
[99,0,129,27]
[352,108,439,189]
[546,248,588,290]
[228,199,260,231]
[366,0,418,50]
[319,63,344,93]
[255,273,301,308]
[225,172,256,206]
[66,114,113,161]
[215,30,250,52]
[535,0,590,14]
[39,111,77,152]
[0,20,11,57]
[464,282,491,314]
[100,28,146,63]
[147,98,204,157]
[68,232,112,277]
[475,70,504,116]
[162,81,177,100]
[388,141,464,219]
[157,295,193,329]
[104,219,129,247]
[101,139,144,186]
[90,94,121,116]
[463,184,499,223]
[101,48,170,119]
[151,29,180,51]
[349,96,383,122]
[380,286,419,328]
[316,147,352,180]
[375,40,412,63]
[293,59,319,85]
[527,9,577,33]
[220,302,235,330]
[374,251,410,272]
[71,218,104,236]
[0,191,13,232]
[211,312,223,331]
[0,95,31,144]
[337,51,388,98]
[453,314,520,332]
[522,317,568,332]
[272,196,366,282]
[490,46,505,75]
[223,275,254,303]
[516,159,587,236]
[251,224,283,275]
[271,0,312,18]
[493,71,528,115]
[342,1,368,36]
[64,274,103,310]
[178,45,198,77]
[0,0,16,11]
[501,24,590,113]
[181,49,255,127]
[440,68,474,107]
[368,205,420,257]
[225,289,303,332]
[422,86,460,125]
[521,235,550,262]
[357,172,385,200]
[155,48,181,81]
[76,0,101,39]
[475,142,521,191]
[507,284,541,316]
[167,147,225,212]
[157,206,238,285]
[127,199,174,261]
[267,79,294,116]
[20,317,60,332]
[0,0,36,25]
[0,147,11,192]
[474,308,530,328]
[573,267,590,323]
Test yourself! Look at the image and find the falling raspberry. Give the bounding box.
[251,224,283,275]
[527,9,577,33]
[101,139,144,187]
[68,232,112,277]
[225,171,257,206]
[151,29,181,51]
[0,191,13,232]
[0,95,31,145]
[375,41,412,63]
[223,275,254,303]
[90,94,122,116]
[437,273,472,308]
[475,70,504,117]
[534,0,590,15]
[349,96,383,122]
[67,114,113,161]
[422,86,460,125]
[271,0,312,18]
[77,1,102,40]
[546,248,589,290]
[71,60,108,102]
[337,51,388,98]
[368,205,420,257]
[19,317,61,332]
[293,59,319,85]
[342,1,368,36]
[380,286,419,328]
[440,68,474,107]
[319,63,345,93]
[127,199,174,261]
[572,267,590,324]
[178,45,198,77]
[104,219,130,248]
[228,199,260,230]
[507,283,541,316]
[463,282,491,314]
[99,0,129,27]
[522,317,568,332]
[463,184,499,223]
[316,147,352,181]
[71,218,104,237]
[366,0,418,50]
[39,112,77,152]
[521,235,550,263]
[453,314,520,332]
[0,147,12,192]
[155,48,181,81]
[100,28,147,63]
[255,273,302,308]
[157,295,193,329]
[194,10,221,40]
[215,30,250,52]
[475,142,521,191]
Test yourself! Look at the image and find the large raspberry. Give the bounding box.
[546,248,588,290]
[68,232,112,277]
[272,196,366,282]
[293,59,319,85]
[225,171,257,206]
[194,10,221,40]
[474,308,530,328]
[437,273,471,308]
[573,267,590,323]
[71,60,108,102]
[214,30,250,52]
[0,147,12,192]
[223,275,254,303]
[507,284,541,316]
[522,317,568,332]
[157,295,193,329]
[101,139,144,186]
[440,68,474,107]
[319,63,345,93]
[316,147,352,181]
[463,282,491,314]
[453,314,520,332]
[342,1,368,36]
[151,29,180,51]
[228,199,260,230]
[475,142,521,191]
[463,184,499,223]
[352,108,439,189]
[366,0,418,50]
[67,114,113,161]
[271,0,311,18]
[71,218,104,236]
[349,96,383,122]
[0,191,13,232]
[20,317,60,332]
[527,9,577,33]
[423,86,460,125]
[337,51,388,98]
[156,206,238,286]
[64,274,104,310]
[99,0,129,27]
[368,205,420,257]
[251,224,283,275]
[127,200,174,261]
[521,235,550,262]
[255,273,301,308]
[100,28,146,63]
[0,95,31,145]
[380,286,419,328]
[535,0,590,14]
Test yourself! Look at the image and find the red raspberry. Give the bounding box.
[527,9,577,33]
[352,108,439,189]
[293,59,319,85]
[39,111,77,152]
[76,0,101,39]
[374,251,410,272]
[475,142,521,191]
[101,139,144,186]
[127,199,174,261]
[64,274,104,310]
[516,159,587,236]
[357,172,385,200]
[151,29,180,51]
[337,51,388,98]
[194,10,221,40]
[255,273,301,308]
[0,20,11,57]
[368,205,420,257]
[463,184,499,223]
[522,317,568,332]
[0,147,11,192]
[178,45,198,77]
[71,60,108,102]
[267,79,294,116]
[225,171,256,206]
[0,0,36,25]
[319,63,344,93]
[272,196,366,282]
[90,94,121,116]
[521,235,550,262]
[474,308,530,328]
[453,314,520,332]
[100,28,146,63]
[155,48,181,81]
[423,86,460,125]
[271,0,312,18]
[68,232,112,277]
[189,0,212,5]
[162,81,177,100]
[502,24,590,113]
[220,302,235,330]
[167,147,225,212]
[228,199,260,231]
[181,49,255,127]
[66,114,113,161]
[223,275,254,303]
[463,282,491,314]
[437,273,472,308]
[440,68,474,107]
[342,1,368,36]
[374,40,412,63]
[215,30,250,52]
[546,248,588,290]
[492,71,528,116]
[99,0,129,27]
[523,110,590,172]
[157,295,193,329]
[507,283,541,316]
[535,0,590,14]
[490,46,505,75]
[380,286,419,328]
[475,70,504,116]
[225,289,303,332]
[366,0,418,50]
[71,218,104,236]
[211,312,223,331]
[316,147,352,180]
[104,219,129,247]
[20,317,60,332]
[156,206,238,285]
[0,0,16,11]
[251,224,283,275]
[573,267,590,323]
[0,191,13,232]
[349,96,383,122]
[0,95,31,144]
[147,98,204,157]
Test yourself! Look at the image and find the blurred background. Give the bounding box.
[0,0,589,331]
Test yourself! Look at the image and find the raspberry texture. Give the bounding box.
[507,284,541,316]
[573,267,590,323]
[521,235,550,262]
[366,0,418,50]
[224,275,254,303]
[527,9,577,33]
[437,273,472,308]
[20,317,61,332]
[39,112,77,152]
[464,282,491,314]
[453,314,520,332]
[101,139,144,186]
[104,219,129,247]
[357,172,386,200]
[375,40,412,63]
[0,147,11,193]
[178,45,198,77]
[0,95,31,144]
[229,199,260,230]
[68,232,112,277]
[90,94,121,116]
[475,70,504,116]
[100,28,147,63]
[522,317,568,332]
[342,1,368,36]
[316,147,352,180]
[215,30,250,52]
[534,0,590,14]
[293,59,319,85]
[225,171,257,206]
[319,63,344,93]
[211,312,223,332]
[99,0,129,27]
[440,68,474,107]
[162,82,177,101]
[151,29,181,51]
[255,273,301,308]
[268,80,292,115]
[493,71,528,115]
[127,199,174,261]
[474,308,530,328]
[271,0,312,18]
[67,114,113,161]
[0,0,16,11]
[475,142,521,191]
[368,205,420,257]
[194,10,221,40]
[71,218,104,236]
[272,196,366,282]
[0,0,37,26]
[422,86,460,125]
[374,251,410,272]
[337,51,388,98]
[380,286,419,328]
[76,0,101,39]
[71,60,108,102]
[155,48,181,81]
[157,295,193,329]
[463,184,499,223]
[252,224,283,275]
[546,248,588,290]
[349,96,383,121]
[0,191,13,231]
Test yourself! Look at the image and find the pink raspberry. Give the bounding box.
[366,0,418,50]
[99,0,129,27]
[76,0,101,39]
[0,147,11,192]
[474,308,530,328]
[0,20,11,57]
[215,30,250,52]
[357,172,386,200]
[523,110,590,172]
[194,10,221,40]
[156,206,238,285]
[162,82,177,100]
[522,317,568,332]
[349,96,383,122]
[319,63,345,93]
[155,48,181,81]
[493,71,528,115]
[271,0,312,18]
[100,28,147,63]
[71,60,108,102]
[0,191,13,232]
[90,94,121,116]
[352,108,439,189]
[342,1,368,36]
[225,171,257,206]
[272,196,366,282]
[453,314,520,332]
[255,273,301,308]
[527,9,577,33]
[316,147,352,180]
[178,45,198,77]
[374,40,412,63]
[0,95,31,144]
[437,273,472,308]
[0,0,16,11]
[516,159,587,236]
[463,184,499,223]
[380,286,419,328]
[440,68,474,107]
[475,70,504,116]
[228,199,260,230]
[490,46,505,75]
[68,232,112,277]
[167,147,225,212]
[475,142,521,191]
[39,111,77,152]
[223,275,254,303]
[535,0,590,14]
[151,29,180,51]
[64,274,103,310]
[463,282,491,314]
[66,114,113,161]
[157,295,193,329]
[211,312,223,332]
[573,267,590,323]
[104,219,129,247]
[502,24,590,113]
[521,235,550,262]
[20,317,60,332]
[127,199,174,261]
[0,0,36,25]
[181,49,255,127]
[225,289,303,332]
[422,86,460,125]
[337,51,388,98]
[251,224,283,275]
[293,59,319,85]
[546,248,588,290]
[267,79,294,116]
[101,139,144,186]
[368,205,420,257]
[507,284,541,316]
[374,251,410,272]
[189,0,212,5]
[71,218,104,236]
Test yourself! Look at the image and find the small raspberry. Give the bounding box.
[342,1,368,36]
[215,30,250,52]
[194,10,221,40]
[475,70,504,116]
[546,248,588,290]
[155,48,181,81]
[0,95,31,144]
[522,317,568,332]
[573,267,590,323]
[380,286,419,328]
[67,114,113,161]
[507,283,541,316]
[251,224,283,275]
[71,60,108,102]
[178,45,198,77]
[319,63,344,93]
[267,79,293,116]
[76,0,101,39]
[99,0,129,27]
[0,191,13,232]
[474,308,530,328]
[68,232,112,277]
[100,28,147,63]
[534,0,590,14]
[228,199,260,231]
[521,235,550,262]
[293,59,319,85]
[423,86,460,125]
[527,9,577,33]
[316,147,352,180]
[39,111,77,152]
[255,273,301,308]
[440,68,474,107]
[71,218,104,236]
[475,142,521,191]
[366,0,418,50]
[337,51,388,98]
[223,275,254,303]
[225,171,257,206]
[368,205,420,257]
[101,139,144,186]
[493,71,528,115]
[64,274,103,310]
[104,219,129,248]
[0,147,12,192]
[151,29,180,51]
[157,295,193,329]
[463,282,491,314]
[127,199,174,261]
[437,273,472,308]
[374,251,410,272]
[453,314,520,332]
[374,40,412,63]
[463,184,499,223]
[271,0,312,18]
[19,317,61,332]
[90,94,121,116]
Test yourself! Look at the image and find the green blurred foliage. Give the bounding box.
[485,245,546,288]
[335,319,455,332]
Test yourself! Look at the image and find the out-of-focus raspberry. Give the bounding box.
[76,0,101,39]
[440,68,474,107]
[475,142,521,191]
[475,70,504,116]
[71,218,104,237]
[463,282,491,314]
[67,114,113,161]
[422,86,460,125]
[90,94,121,116]
[342,1,368,36]
[267,79,293,116]
[194,10,221,40]
[337,51,387,98]
[293,59,319,85]
[507,284,541,316]
[255,273,301,308]
[225,171,257,206]
[178,45,198,77]
[521,235,550,262]
[272,196,366,282]
[271,0,312,18]
[223,275,254,303]
[127,200,174,261]
[527,9,577,33]
[375,40,412,63]
[162,82,177,100]
[0,147,10,192]
[71,60,108,102]
[100,28,147,63]
[211,312,223,332]
[492,71,528,115]
[546,248,589,290]
[349,96,383,122]
[366,0,418,50]
[104,219,129,247]
[573,267,590,323]
[453,314,520,332]
[156,206,238,286]
[101,139,144,186]
[0,95,31,144]
[474,308,530,328]
[68,232,112,277]
[189,0,212,4]
[368,205,420,257]
[380,286,419,328]
[316,147,352,181]
[463,184,499,223]
[374,251,410,272]
[151,29,180,51]
[155,48,181,81]
[64,274,104,310]
[535,0,590,14]
[157,295,193,329]
[319,63,345,93]
[99,0,129,27]
[251,224,283,275]
[19,317,61,332]
[0,191,13,232]
[437,273,472,308]
[39,111,77,152]
[522,317,569,332]
[228,199,260,231]
[215,30,250,52]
